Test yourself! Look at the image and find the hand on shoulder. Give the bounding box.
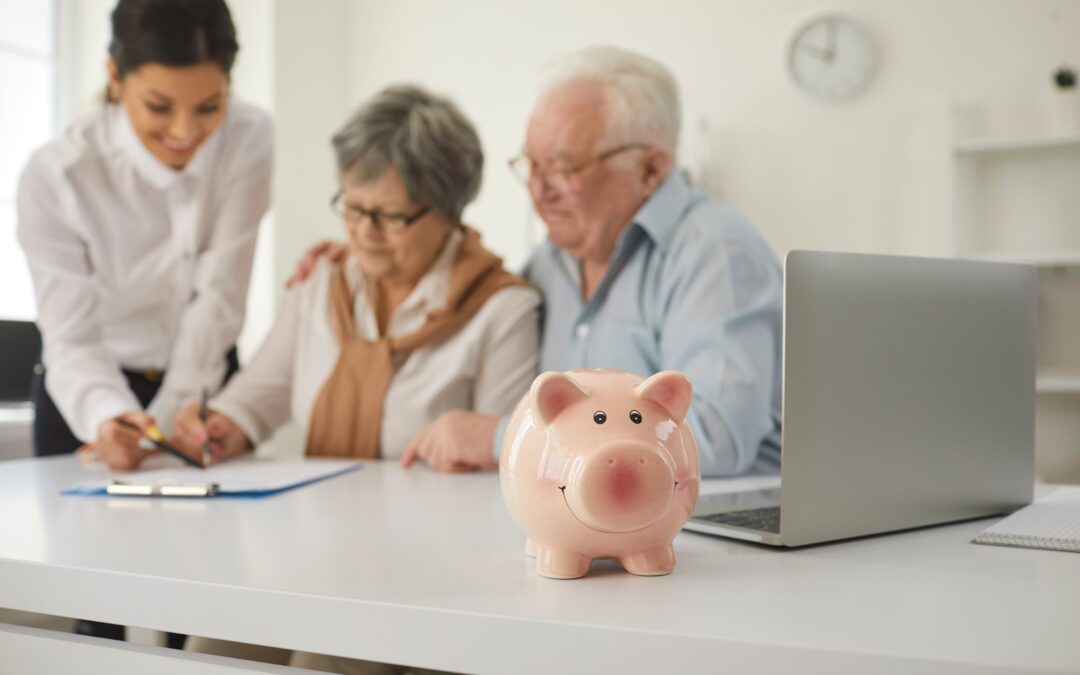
[285,239,348,289]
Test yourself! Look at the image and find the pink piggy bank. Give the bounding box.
[500,369,700,579]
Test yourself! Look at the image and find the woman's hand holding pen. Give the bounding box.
[92,411,158,471]
[173,402,253,465]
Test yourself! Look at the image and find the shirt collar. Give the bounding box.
[401,226,463,314]
[628,170,693,251]
[112,103,223,190]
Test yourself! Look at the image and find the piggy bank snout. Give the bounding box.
[563,442,676,534]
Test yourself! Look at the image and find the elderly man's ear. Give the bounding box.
[640,147,674,195]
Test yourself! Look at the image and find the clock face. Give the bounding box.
[788,14,878,101]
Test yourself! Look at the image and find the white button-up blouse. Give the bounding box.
[16,100,273,442]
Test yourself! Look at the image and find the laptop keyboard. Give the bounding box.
[697,506,781,533]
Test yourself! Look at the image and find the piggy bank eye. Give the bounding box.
[593,411,607,424]
[629,410,642,424]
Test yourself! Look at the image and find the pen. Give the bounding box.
[115,418,206,469]
[200,387,211,467]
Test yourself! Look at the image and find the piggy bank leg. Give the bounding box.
[535,546,592,579]
[525,538,537,558]
[620,544,676,576]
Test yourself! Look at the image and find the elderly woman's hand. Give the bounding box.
[400,411,500,472]
[173,401,253,465]
[285,240,348,288]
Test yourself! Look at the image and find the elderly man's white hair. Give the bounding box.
[542,46,681,156]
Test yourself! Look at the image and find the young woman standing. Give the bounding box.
[17,0,272,473]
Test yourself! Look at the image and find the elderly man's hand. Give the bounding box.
[401,411,500,473]
[285,239,348,288]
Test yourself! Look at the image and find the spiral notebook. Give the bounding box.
[972,486,1080,553]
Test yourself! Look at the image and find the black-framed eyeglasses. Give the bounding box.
[507,143,650,189]
[330,190,430,235]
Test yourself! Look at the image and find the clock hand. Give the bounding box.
[799,43,831,61]
[825,20,837,61]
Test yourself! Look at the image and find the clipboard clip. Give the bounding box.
[107,481,219,497]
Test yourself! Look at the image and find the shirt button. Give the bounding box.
[576,323,590,339]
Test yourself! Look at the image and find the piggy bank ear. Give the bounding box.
[634,371,693,421]
[531,372,588,426]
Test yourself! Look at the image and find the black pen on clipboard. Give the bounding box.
[115,418,205,469]
[200,387,211,468]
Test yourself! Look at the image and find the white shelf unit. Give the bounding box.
[954,132,1080,155]
[953,131,1080,483]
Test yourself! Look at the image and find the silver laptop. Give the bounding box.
[684,250,1036,546]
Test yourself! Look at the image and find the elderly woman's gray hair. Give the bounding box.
[543,46,681,157]
[332,84,483,221]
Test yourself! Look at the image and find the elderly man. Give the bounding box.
[397,47,782,477]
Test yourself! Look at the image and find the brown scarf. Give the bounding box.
[305,226,528,459]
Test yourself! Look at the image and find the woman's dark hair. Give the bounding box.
[106,0,238,101]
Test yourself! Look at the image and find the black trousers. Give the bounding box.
[31,348,240,645]
[32,348,240,456]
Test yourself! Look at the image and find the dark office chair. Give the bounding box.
[0,319,41,402]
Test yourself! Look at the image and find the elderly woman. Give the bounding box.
[173,84,540,469]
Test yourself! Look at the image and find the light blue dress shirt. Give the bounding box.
[499,171,782,477]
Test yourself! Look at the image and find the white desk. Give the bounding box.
[0,456,1077,674]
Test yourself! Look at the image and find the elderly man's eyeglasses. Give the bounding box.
[330,190,429,235]
[507,143,649,189]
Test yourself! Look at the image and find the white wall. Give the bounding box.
[267,0,349,286]
[65,0,1080,298]
[340,0,1080,266]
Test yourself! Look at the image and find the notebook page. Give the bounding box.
[974,486,1080,552]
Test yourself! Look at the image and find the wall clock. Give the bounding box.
[788,14,878,101]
